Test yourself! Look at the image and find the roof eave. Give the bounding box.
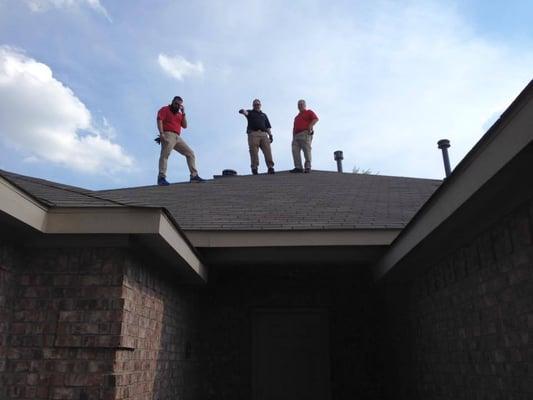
[184,228,401,248]
[374,79,533,281]
[0,177,206,283]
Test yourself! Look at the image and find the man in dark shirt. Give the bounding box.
[238,99,275,175]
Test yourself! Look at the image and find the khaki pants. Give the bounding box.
[248,131,274,169]
[158,131,198,178]
[292,131,312,169]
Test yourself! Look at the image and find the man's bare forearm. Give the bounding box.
[309,118,319,131]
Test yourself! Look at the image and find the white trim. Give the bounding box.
[159,213,207,281]
[0,178,205,282]
[45,208,161,234]
[375,87,533,280]
[184,229,399,247]
[0,176,48,231]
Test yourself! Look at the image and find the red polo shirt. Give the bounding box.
[157,106,184,135]
[293,109,318,134]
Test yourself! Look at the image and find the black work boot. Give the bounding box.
[252,168,258,175]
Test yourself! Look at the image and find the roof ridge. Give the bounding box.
[96,171,441,193]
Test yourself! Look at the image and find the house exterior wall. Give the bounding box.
[0,243,202,400]
[382,199,533,399]
[0,242,18,396]
[1,240,381,400]
[201,265,382,400]
[116,251,201,400]
[0,245,121,399]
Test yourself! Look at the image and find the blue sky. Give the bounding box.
[0,0,532,189]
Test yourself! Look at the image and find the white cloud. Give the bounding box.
[158,53,204,81]
[23,0,111,21]
[0,46,133,174]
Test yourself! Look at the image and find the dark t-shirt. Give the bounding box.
[245,110,271,133]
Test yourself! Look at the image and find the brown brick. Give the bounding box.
[58,311,84,323]
[64,374,89,387]
[54,335,82,347]
[51,387,76,399]
[509,208,533,249]
[492,224,514,262]
[26,373,39,386]
[477,232,495,268]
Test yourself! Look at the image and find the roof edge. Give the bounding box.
[374,79,533,281]
[0,175,48,231]
[185,229,400,247]
[0,178,206,282]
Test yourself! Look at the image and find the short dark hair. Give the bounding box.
[172,96,183,102]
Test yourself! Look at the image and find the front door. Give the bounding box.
[252,309,331,400]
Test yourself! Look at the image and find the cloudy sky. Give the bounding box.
[0,0,532,189]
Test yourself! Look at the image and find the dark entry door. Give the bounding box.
[252,309,331,400]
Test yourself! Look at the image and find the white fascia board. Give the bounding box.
[0,176,48,231]
[44,208,161,234]
[185,229,400,248]
[374,88,533,280]
[158,213,207,281]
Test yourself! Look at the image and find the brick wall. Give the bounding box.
[382,200,533,399]
[0,242,18,398]
[0,243,202,400]
[109,261,371,400]
[112,252,201,400]
[1,246,125,399]
[200,265,382,400]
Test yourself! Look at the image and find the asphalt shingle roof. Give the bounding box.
[0,170,126,208]
[1,169,440,231]
[96,171,441,231]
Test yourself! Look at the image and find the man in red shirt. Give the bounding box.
[157,96,205,185]
[290,99,319,173]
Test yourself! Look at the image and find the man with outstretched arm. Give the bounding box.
[156,96,205,185]
[238,99,275,175]
[290,99,319,173]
